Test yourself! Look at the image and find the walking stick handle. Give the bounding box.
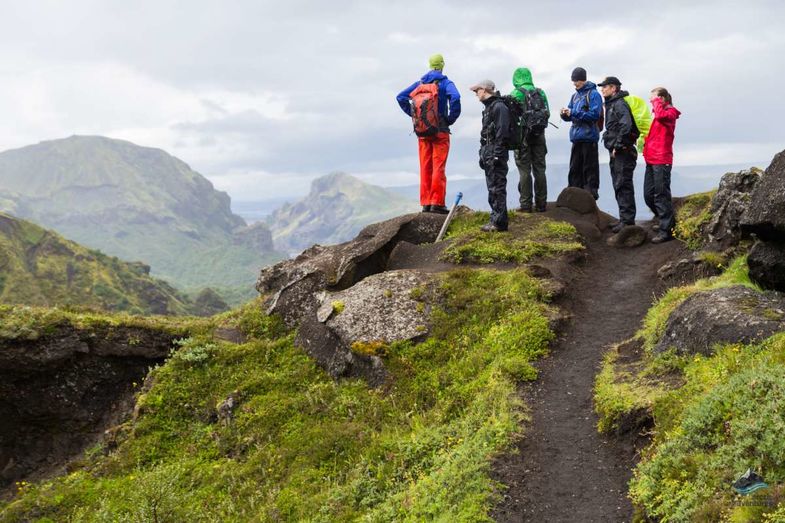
[435,192,463,242]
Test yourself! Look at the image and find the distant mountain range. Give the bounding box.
[268,172,420,255]
[0,212,223,315]
[0,136,284,301]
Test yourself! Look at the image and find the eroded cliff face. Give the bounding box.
[0,322,178,491]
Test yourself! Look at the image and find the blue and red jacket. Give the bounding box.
[397,70,461,132]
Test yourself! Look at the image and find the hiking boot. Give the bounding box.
[651,231,673,244]
[430,205,450,214]
[611,222,627,234]
[517,206,533,213]
[535,204,547,213]
[480,223,503,232]
[421,205,431,213]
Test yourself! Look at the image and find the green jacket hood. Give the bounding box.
[512,67,533,90]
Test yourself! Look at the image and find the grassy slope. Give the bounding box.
[1,212,581,522]
[594,256,785,521]
[0,212,196,316]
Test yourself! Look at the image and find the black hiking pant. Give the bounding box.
[515,131,547,210]
[609,147,637,225]
[568,141,600,199]
[644,163,675,234]
[484,159,509,230]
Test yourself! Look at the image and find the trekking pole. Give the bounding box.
[548,121,560,129]
[435,192,463,242]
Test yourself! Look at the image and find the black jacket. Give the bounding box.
[602,90,639,152]
[480,94,510,162]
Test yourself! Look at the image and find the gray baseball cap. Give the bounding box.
[469,79,495,92]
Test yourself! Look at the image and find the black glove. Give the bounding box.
[492,156,504,167]
[479,159,485,170]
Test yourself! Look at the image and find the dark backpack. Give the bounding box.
[520,87,550,134]
[409,81,441,137]
[500,95,525,150]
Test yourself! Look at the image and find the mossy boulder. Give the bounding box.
[654,285,785,355]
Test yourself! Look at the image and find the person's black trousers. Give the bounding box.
[567,141,600,199]
[515,131,547,210]
[644,163,675,234]
[609,148,637,225]
[485,159,509,230]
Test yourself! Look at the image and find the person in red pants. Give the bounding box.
[397,54,462,213]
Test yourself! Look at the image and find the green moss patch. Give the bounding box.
[673,190,716,250]
[441,211,583,264]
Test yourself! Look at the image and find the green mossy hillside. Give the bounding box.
[441,211,583,264]
[0,212,210,316]
[594,258,785,521]
[1,268,557,522]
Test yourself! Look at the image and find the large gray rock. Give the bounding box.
[748,240,785,292]
[741,150,785,242]
[256,212,446,384]
[654,285,785,355]
[318,270,436,345]
[705,168,761,250]
[256,212,445,327]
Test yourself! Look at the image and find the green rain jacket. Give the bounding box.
[510,67,549,110]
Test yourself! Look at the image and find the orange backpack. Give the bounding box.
[409,82,441,137]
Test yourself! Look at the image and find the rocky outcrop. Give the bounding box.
[705,168,761,251]
[0,323,178,488]
[741,152,785,242]
[740,151,785,292]
[654,286,785,356]
[257,212,446,384]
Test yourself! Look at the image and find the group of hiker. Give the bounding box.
[396,54,682,244]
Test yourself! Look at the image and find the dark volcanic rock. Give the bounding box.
[657,255,724,287]
[741,150,785,242]
[556,187,599,215]
[256,212,445,384]
[705,168,761,250]
[0,324,176,489]
[654,285,785,355]
[606,225,647,248]
[747,240,785,292]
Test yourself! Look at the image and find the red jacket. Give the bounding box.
[643,98,681,165]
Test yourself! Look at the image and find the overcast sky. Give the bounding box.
[0,0,782,201]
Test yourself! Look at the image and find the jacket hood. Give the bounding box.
[512,67,533,90]
[421,70,447,83]
[577,81,596,93]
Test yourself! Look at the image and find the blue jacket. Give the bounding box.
[396,70,461,131]
[560,81,603,143]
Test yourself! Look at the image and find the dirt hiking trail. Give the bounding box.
[492,213,686,522]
